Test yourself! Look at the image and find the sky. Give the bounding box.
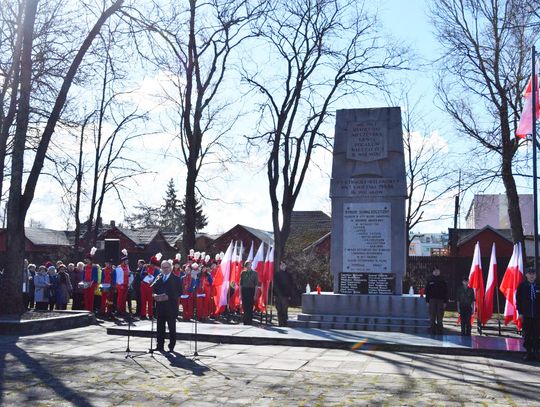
[18,0,532,236]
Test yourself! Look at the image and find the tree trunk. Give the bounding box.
[0,2,24,209]
[183,163,197,257]
[2,0,38,316]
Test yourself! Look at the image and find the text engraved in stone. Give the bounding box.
[346,121,388,161]
[331,178,405,198]
[343,203,391,273]
[339,272,395,294]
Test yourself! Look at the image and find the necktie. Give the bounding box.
[163,274,168,283]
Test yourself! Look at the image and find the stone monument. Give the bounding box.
[330,107,406,294]
[294,107,429,332]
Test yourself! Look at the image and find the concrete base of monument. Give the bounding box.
[288,292,430,334]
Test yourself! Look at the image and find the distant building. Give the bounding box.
[207,224,274,254]
[465,194,534,235]
[448,226,514,257]
[408,233,449,256]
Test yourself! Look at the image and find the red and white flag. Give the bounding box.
[247,241,254,262]
[516,73,539,138]
[468,241,485,324]
[482,243,498,324]
[499,242,524,328]
[252,242,265,312]
[257,246,274,312]
[212,241,233,315]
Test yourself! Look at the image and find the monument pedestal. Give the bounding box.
[289,293,430,334]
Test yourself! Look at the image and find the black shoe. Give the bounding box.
[168,346,175,352]
[151,347,165,353]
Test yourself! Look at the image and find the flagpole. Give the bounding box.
[495,281,501,336]
[532,45,538,272]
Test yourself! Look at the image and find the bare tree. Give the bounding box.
[1,0,125,316]
[123,0,267,256]
[430,0,539,248]
[243,0,407,269]
[399,95,457,252]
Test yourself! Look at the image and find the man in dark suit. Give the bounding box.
[152,260,182,352]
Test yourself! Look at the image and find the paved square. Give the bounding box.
[1,325,540,406]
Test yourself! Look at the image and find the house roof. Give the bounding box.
[162,232,182,246]
[455,225,513,247]
[290,211,332,235]
[239,225,274,245]
[25,228,71,246]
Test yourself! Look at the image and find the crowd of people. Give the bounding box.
[21,248,296,328]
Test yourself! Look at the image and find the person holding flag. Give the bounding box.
[240,260,259,325]
[456,277,475,336]
[516,267,540,361]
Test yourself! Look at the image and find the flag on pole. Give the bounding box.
[247,241,254,262]
[468,241,485,325]
[257,246,274,311]
[516,73,539,138]
[499,242,524,328]
[212,241,233,315]
[252,242,265,312]
[229,241,243,311]
[482,243,498,324]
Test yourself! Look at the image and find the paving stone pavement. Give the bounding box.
[1,325,539,406]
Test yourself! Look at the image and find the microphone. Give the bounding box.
[150,274,162,288]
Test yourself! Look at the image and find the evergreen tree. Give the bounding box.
[160,178,184,233]
[181,195,208,232]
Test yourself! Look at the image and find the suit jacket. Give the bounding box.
[152,273,182,317]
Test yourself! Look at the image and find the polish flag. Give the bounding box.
[230,241,243,311]
[252,242,265,312]
[247,241,254,262]
[213,241,233,315]
[482,243,498,324]
[499,242,524,328]
[516,73,539,138]
[468,241,485,325]
[257,246,274,311]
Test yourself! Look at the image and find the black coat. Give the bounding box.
[516,280,540,319]
[152,273,182,318]
[425,275,448,303]
[273,270,295,298]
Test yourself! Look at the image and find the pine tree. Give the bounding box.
[181,195,208,232]
[160,178,184,233]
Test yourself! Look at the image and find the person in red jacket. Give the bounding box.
[82,248,99,312]
[195,264,213,320]
[172,254,182,277]
[100,261,114,317]
[180,263,196,320]
[140,253,161,319]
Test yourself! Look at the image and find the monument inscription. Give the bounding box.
[339,272,395,295]
[346,120,388,161]
[343,202,391,273]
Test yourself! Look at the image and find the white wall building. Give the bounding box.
[465,194,533,235]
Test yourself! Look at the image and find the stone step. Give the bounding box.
[296,313,430,327]
[288,319,431,334]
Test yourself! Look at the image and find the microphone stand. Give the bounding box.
[110,287,146,358]
[187,277,215,360]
